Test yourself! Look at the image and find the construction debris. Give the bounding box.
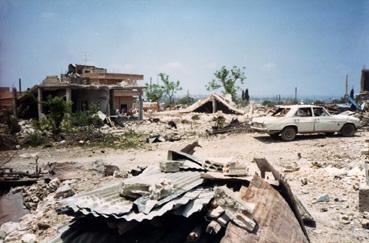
[50,144,311,242]
[207,118,251,135]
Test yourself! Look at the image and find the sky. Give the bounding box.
[1,0,369,98]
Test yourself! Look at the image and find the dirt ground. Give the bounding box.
[2,129,369,242]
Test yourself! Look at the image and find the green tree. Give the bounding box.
[145,82,164,103]
[159,73,182,104]
[206,66,246,101]
[43,96,71,135]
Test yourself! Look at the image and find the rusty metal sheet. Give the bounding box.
[253,158,310,239]
[221,175,309,243]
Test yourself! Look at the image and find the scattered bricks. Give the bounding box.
[359,184,369,212]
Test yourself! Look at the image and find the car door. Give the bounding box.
[313,107,337,132]
[293,107,315,132]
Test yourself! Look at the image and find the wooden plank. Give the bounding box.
[221,175,309,243]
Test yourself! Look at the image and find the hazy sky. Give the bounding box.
[1,0,369,97]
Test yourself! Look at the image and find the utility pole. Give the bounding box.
[18,78,22,94]
[294,87,297,103]
[345,74,348,102]
[149,77,152,102]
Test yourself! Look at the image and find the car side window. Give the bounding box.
[313,107,328,117]
[295,108,312,117]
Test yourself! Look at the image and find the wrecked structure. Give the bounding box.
[50,147,311,243]
[0,87,17,114]
[359,69,369,102]
[183,94,244,115]
[28,64,145,119]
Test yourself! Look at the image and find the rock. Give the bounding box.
[320,207,328,212]
[20,233,36,243]
[361,219,369,229]
[37,221,50,230]
[113,170,128,178]
[104,164,120,176]
[315,194,330,203]
[340,215,351,224]
[54,184,75,199]
[0,222,19,236]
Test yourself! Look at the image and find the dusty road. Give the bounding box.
[3,130,369,242]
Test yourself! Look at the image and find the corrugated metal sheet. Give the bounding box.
[60,166,208,221]
[174,189,215,218]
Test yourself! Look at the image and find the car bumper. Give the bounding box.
[251,126,279,134]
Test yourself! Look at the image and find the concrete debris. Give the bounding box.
[223,161,248,177]
[361,218,369,229]
[213,186,256,232]
[48,148,312,242]
[54,184,75,199]
[20,233,37,243]
[206,220,222,235]
[207,118,251,135]
[160,160,184,173]
[22,178,61,210]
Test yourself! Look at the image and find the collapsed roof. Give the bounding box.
[182,94,244,115]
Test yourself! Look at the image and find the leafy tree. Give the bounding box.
[159,73,182,104]
[177,93,195,106]
[43,96,71,135]
[145,82,164,103]
[206,66,246,101]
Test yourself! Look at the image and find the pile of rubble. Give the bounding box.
[48,143,313,242]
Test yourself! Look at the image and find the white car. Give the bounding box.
[251,105,361,141]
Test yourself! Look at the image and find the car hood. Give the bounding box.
[331,114,360,122]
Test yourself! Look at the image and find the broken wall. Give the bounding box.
[71,89,109,114]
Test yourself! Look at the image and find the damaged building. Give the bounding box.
[360,68,369,101]
[30,64,145,119]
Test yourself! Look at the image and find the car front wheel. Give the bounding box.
[340,124,355,137]
[280,127,297,141]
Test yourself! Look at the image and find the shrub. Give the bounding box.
[262,100,276,107]
[43,96,71,135]
[177,95,196,106]
[70,104,104,128]
[24,131,47,147]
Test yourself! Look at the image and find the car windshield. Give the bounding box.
[272,108,290,117]
[313,107,330,116]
